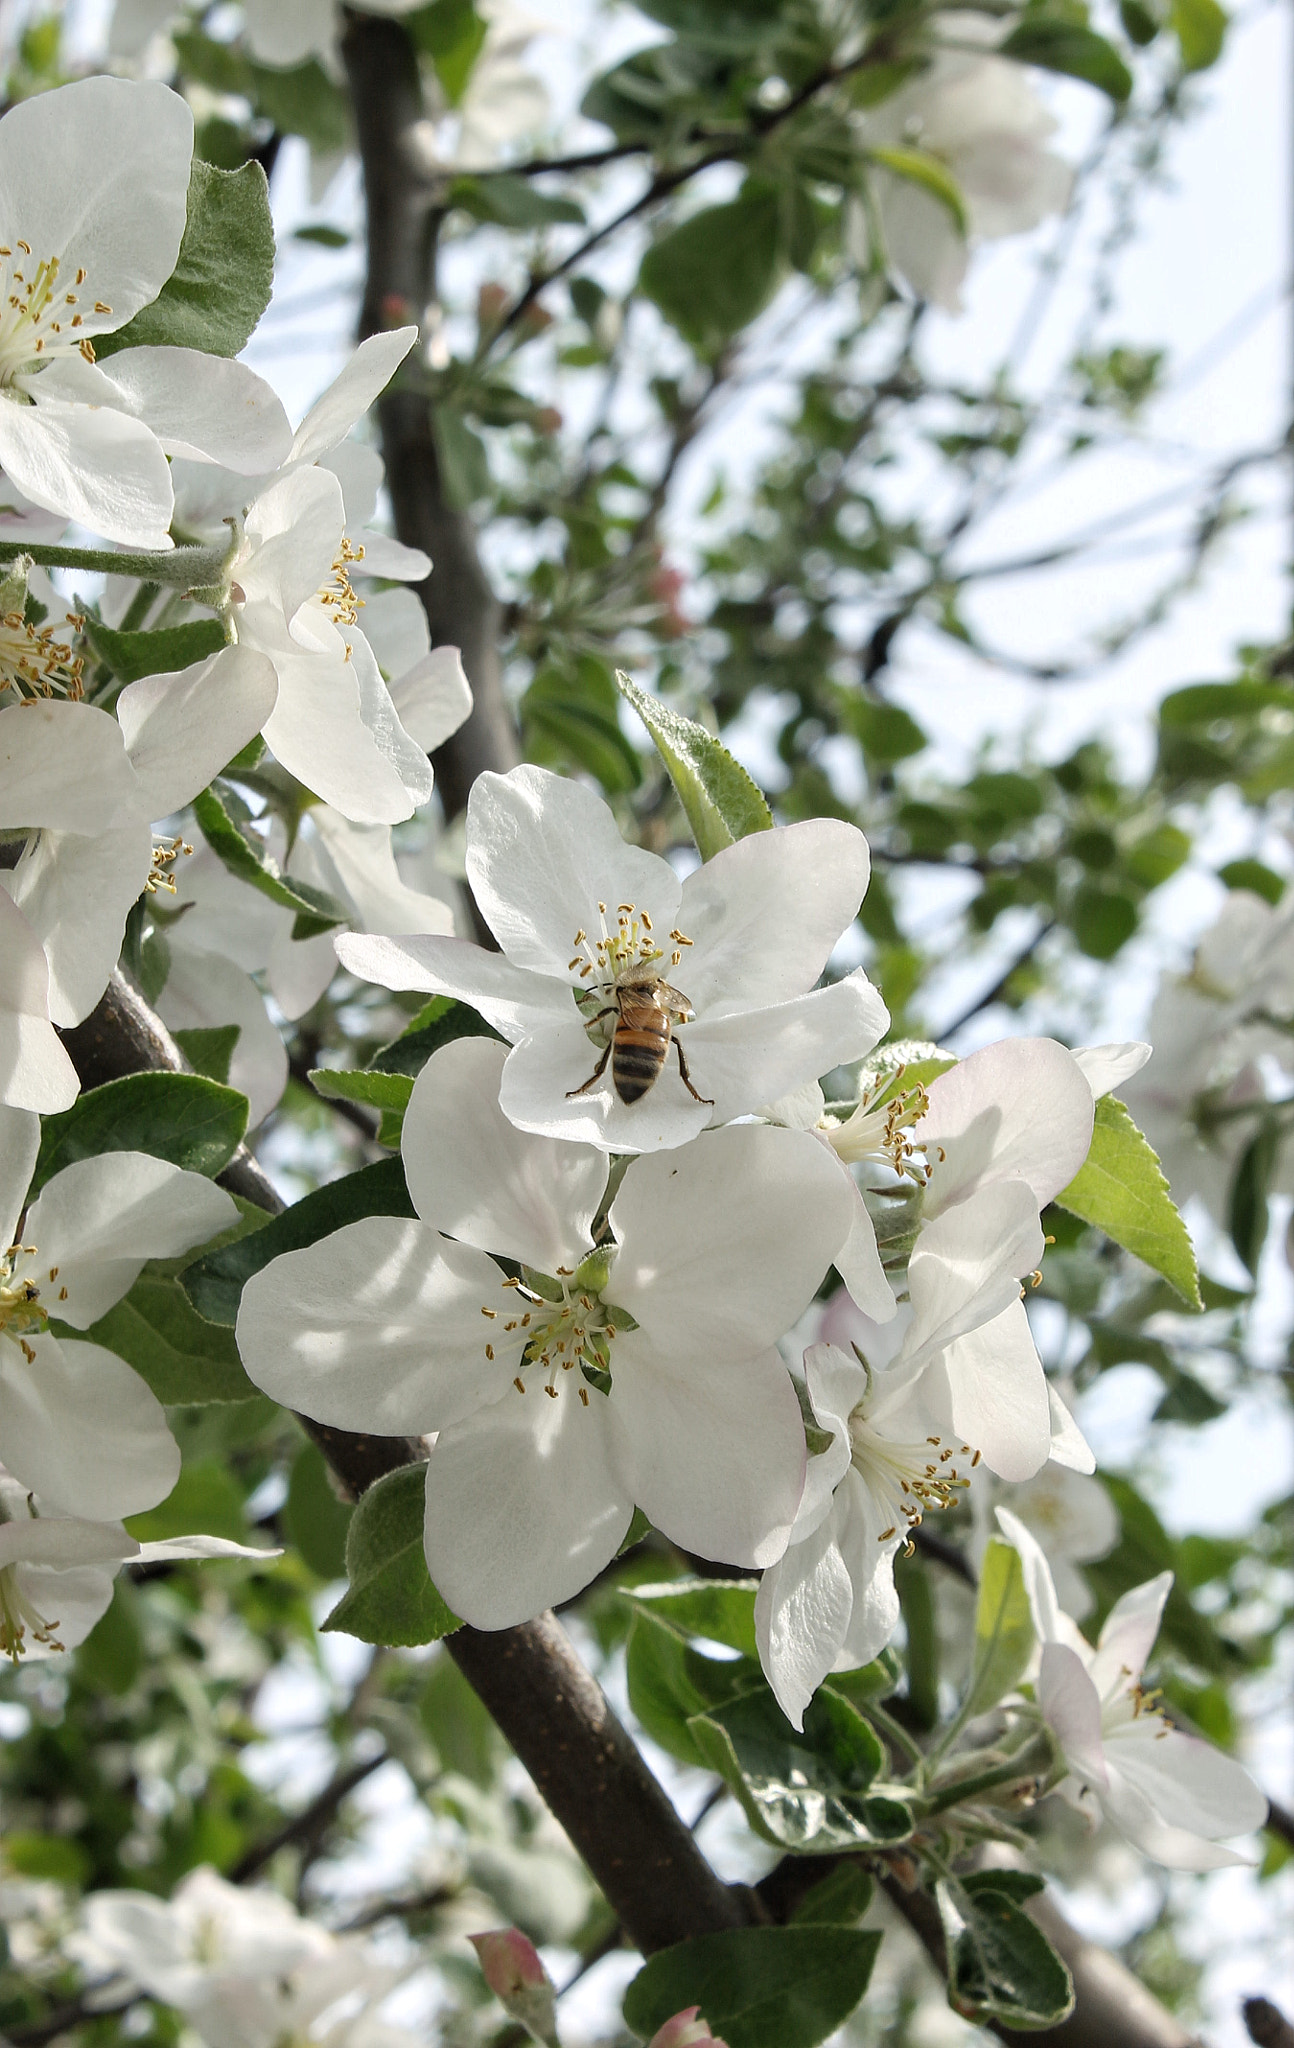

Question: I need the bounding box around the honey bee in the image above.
[567,968,713,1106]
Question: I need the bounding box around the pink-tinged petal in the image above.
[422,1389,631,1628]
[0,701,138,834]
[681,971,889,1125]
[679,819,872,1016]
[23,1153,235,1326]
[0,1105,38,1247]
[0,1333,179,1519]
[649,2009,729,2047]
[756,1496,855,1729]
[468,1929,557,2046]
[921,1038,1095,1216]
[609,1126,854,1358]
[498,1012,710,1154]
[0,393,174,548]
[607,1342,805,1569]
[1102,1719,1268,1845]
[0,892,79,1112]
[6,822,151,1026]
[465,766,680,973]
[402,1037,605,1271]
[1099,1756,1257,1870]
[289,329,419,467]
[236,1218,519,1435]
[334,931,569,1043]
[1072,1042,1152,1101]
[1089,1572,1173,1695]
[1039,1641,1108,1787]
[117,647,278,818]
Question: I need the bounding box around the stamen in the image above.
[0,610,84,703]
[145,836,192,895]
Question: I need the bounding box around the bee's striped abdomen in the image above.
[612,1010,671,1102]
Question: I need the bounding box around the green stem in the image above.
[0,540,230,587]
[866,1699,926,1770]
[922,1737,1054,1819]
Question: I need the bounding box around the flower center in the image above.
[0,245,103,390]
[0,1242,54,1364]
[568,902,696,1033]
[146,834,192,895]
[0,611,84,702]
[826,1070,931,1183]
[846,1405,973,1546]
[479,1253,625,1408]
[317,538,366,631]
[0,1561,63,1663]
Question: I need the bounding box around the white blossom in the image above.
[237,1035,857,1627]
[0,79,290,545]
[997,1507,1269,1869]
[338,764,889,1153]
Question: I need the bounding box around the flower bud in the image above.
[467,1929,559,2045]
[647,2009,729,2047]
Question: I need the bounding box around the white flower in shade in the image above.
[970,1460,1118,1621]
[0,646,278,1046]
[0,1464,272,1662]
[997,1507,1268,1869]
[857,14,1072,312]
[240,0,431,70]
[337,765,889,1154]
[237,1036,857,1627]
[0,1112,236,1519]
[0,894,79,1112]
[0,78,291,546]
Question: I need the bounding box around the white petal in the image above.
[261,637,417,826]
[1099,1755,1258,1870]
[236,1217,518,1434]
[57,348,292,473]
[1103,1721,1268,1846]
[349,627,434,810]
[6,822,152,1026]
[7,1560,116,1654]
[304,808,453,938]
[239,465,343,624]
[905,1180,1044,1365]
[0,1332,179,1518]
[289,329,420,467]
[1038,1641,1107,1786]
[679,819,872,1016]
[833,1176,897,1323]
[23,1152,236,1326]
[497,1010,711,1153]
[995,1504,1070,1647]
[682,970,889,1125]
[931,1299,1051,1481]
[1047,1381,1096,1473]
[0,892,79,1112]
[609,1341,805,1568]
[921,1038,1095,1217]
[156,944,288,1128]
[265,928,337,1021]
[466,766,680,973]
[878,174,969,311]
[335,930,569,1041]
[755,1500,855,1730]
[1072,1041,1153,1102]
[421,1390,631,1627]
[134,1535,281,1562]
[0,1104,39,1247]
[402,1037,605,1271]
[387,647,474,753]
[117,646,279,819]
[1089,1572,1173,1694]
[610,1126,854,1358]
[357,530,430,580]
[0,393,173,548]
[0,78,192,331]
[321,440,383,529]
[0,700,138,833]
[360,586,430,676]
[0,1513,134,1571]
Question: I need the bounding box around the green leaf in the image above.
[432,406,491,509]
[367,995,504,1078]
[174,1024,240,1086]
[1070,881,1138,959]
[868,146,967,235]
[790,1863,875,1926]
[82,617,226,684]
[77,1579,144,1696]
[688,1686,908,1854]
[625,1608,763,1767]
[1227,1118,1279,1278]
[524,665,643,795]
[407,0,489,103]
[193,784,346,931]
[1217,858,1284,905]
[940,1879,1074,2029]
[99,158,275,359]
[284,1442,353,1580]
[617,671,772,860]
[323,1465,460,1647]
[450,173,585,227]
[249,58,350,153]
[126,1460,251,1545]
[72,1274,257,1405]
[32,1073,248,1196]
[623,1927,883,2048]
[964,1538,1035,1718]
[997,18,1133,99]
[639,184,786,353]
[309,1069,414,1115]
[1056,1095,1202,1308]
[1171,0,1227,67]
[295,223,350,248]
[894,1552,938,1730]
[633,0,783,49]
[622,1576,759,1657]
[182,1157,416,1325]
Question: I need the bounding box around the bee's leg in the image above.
[566,1039,613,1098]
[674,1037,714,1106]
